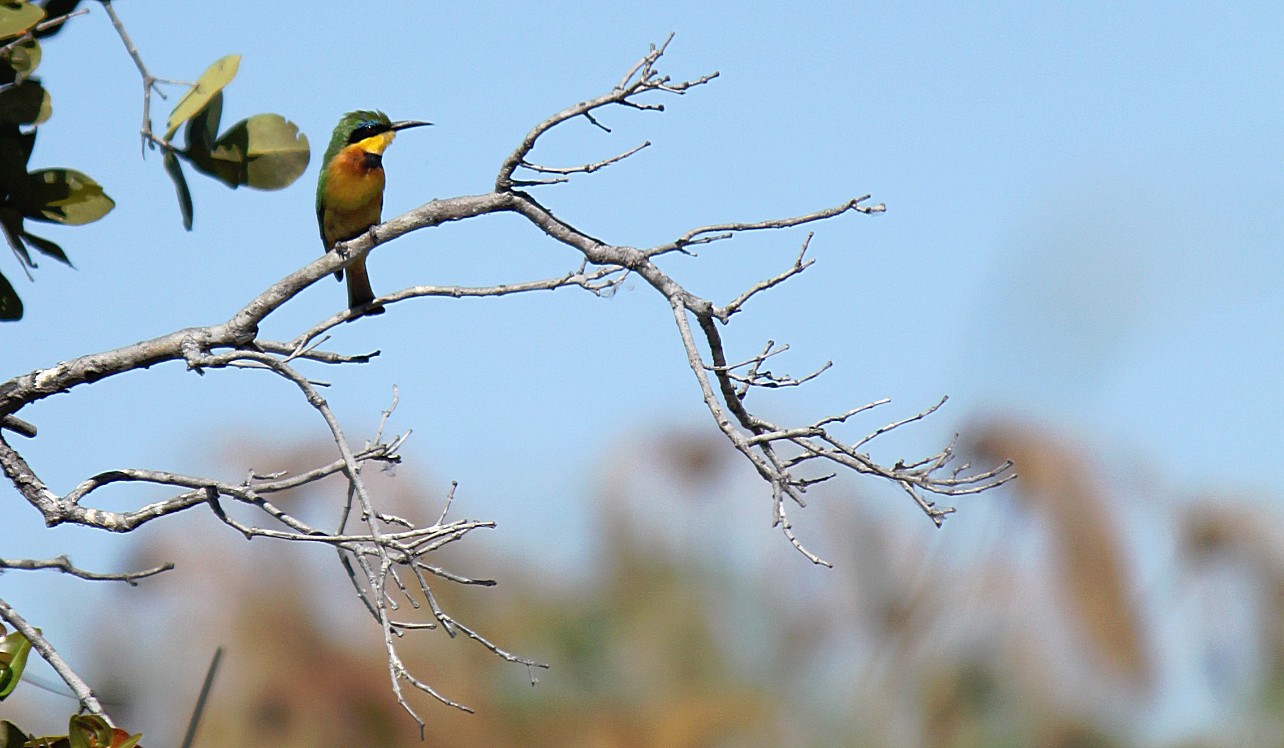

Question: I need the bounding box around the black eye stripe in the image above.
[347,124,384,144]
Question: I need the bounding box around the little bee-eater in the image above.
[316,111,431,315]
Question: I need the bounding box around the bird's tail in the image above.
[345,258,385,316]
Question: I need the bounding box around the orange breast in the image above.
[322,145,386,247]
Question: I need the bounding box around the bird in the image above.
[315,110,431,316]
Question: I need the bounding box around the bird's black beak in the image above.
[391,120,433,132]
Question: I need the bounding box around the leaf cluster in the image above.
[0,625,143,747]
[159,54,310,231]
[0,716,142,748]
[0,626,32,700]
[0,3,310,321]
[0,0,113,320]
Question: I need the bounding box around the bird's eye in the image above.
[348,124,382,144]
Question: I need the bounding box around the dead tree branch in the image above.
[0,556,174,585]
[0,597,107,719]
[0,36,1011,728]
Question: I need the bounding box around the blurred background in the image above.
[2,2,1282,746]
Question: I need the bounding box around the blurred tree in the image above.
[72,427,1284,747]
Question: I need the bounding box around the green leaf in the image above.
[0,1,44,40]
[162,148,193,230]
[68,715,116,748]
[164,54,239,141]
[23,168,114,225]
[1,37,39,84]
[0,206,31,267]
[0,127,34,196]
[0,270,20,321]
[67,717,96,748]
[0,720,33,748]
[65,716,138,748]
[0,78,50,125]
[183,89,222,158]
[0,629,33,699]
[21,228,68,265]
[197,113,310,190]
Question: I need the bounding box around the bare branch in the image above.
[0,413,35,438]
[285,264,627,356]
[854,396,949,451]
[519,140,651,179]
[434,612,549,671]
[257,339,380,365]
[0,555,174,585]
[0,191,509,421]
[190,348,537,723]
[102,1,185,154]
[715,233,816,321]
[645,195,886,258]
[712,338,833,401]
[496,33,717,190]
[0,597,107,719]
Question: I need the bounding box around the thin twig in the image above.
[178,647,223,748]
[0,7,90,55]
[519,140,651,177]
[0,597,108,719]
[0,555,173,585]
[102,0,183,153]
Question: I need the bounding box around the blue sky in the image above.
[2,1,1282,739]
